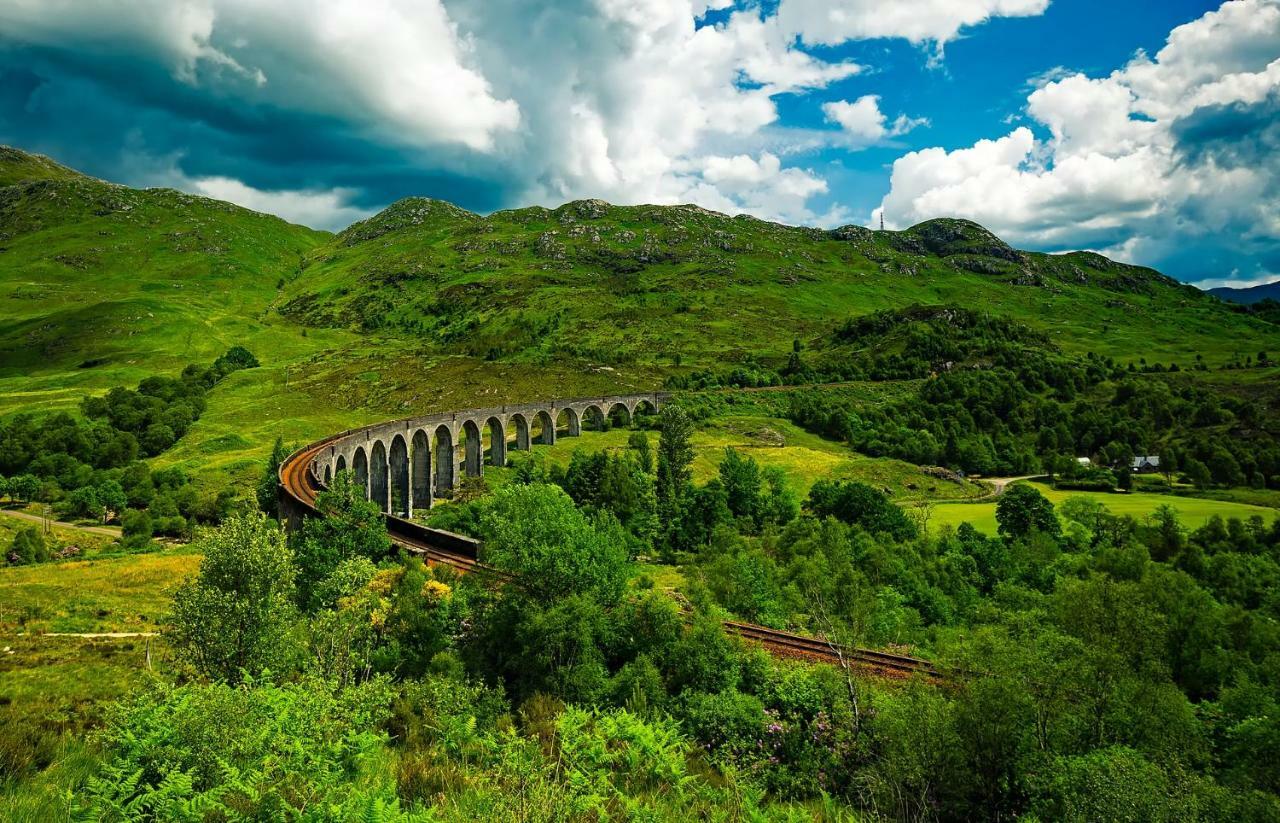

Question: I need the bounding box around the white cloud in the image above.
[187,176,374,230]
[0,0,1044,227]
[775,0,1049,47]
[0,0,520,151]
[877,0,1280,283]
[823,95,927,142]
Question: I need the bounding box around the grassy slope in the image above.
[284,198,1280,369]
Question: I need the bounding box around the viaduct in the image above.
[297,392,664,517]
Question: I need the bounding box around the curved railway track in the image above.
[279,427,942,680]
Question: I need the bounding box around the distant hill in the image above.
[281,196,1278,369]
[1209,281,1280,305]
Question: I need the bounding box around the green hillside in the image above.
[0,148,343,405]
[282,196,1280,370]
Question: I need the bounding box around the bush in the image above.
[7,526,48,564]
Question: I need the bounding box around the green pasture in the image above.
[930,481,1278,535]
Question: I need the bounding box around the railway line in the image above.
[279,426,943,681]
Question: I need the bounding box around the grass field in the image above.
[0,550,199,634]
[929,482,1278,535]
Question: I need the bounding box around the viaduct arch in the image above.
[298,392,664,517]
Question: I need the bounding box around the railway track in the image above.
[279,436,942,680]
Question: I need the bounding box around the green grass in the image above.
[0,550,199,634]
[929,482,1278,535]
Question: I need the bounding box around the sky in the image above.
[0,0,1276,288]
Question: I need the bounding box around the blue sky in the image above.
[0,0,1276,286]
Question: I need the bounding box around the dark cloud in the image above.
[0,40,516,225]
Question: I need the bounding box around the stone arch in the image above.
[582,404,607,431]
[433,425,455,495]
[632,398,658,423]
[352,447,369,498]
[323,463,332,486]
[534,409,556,445]
[389,434,409,516]
[462,418,483,478]
[509,413,531,451]
[556,407,581,437]
[486,416,506,467]
[608,402,631,428]
[411,429,430,514]
[370,440,390,513]
[335,454,347,477]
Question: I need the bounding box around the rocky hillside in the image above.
[282,196,1271,369]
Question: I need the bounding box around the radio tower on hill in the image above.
[879,211,884,231]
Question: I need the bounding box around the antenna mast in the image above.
[879,211,884,231]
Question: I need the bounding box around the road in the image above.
[0,508,121,538]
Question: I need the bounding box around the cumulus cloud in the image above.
[0,0,1044,228]
[775,0,1050,47]
[0,0,520,151]
[823,95,927,143]
[876,0,1280,283]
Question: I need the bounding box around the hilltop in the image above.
[283,195,1278,370]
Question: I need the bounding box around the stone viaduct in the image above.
[312,392,665,516]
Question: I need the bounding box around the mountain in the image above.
[281,196,1280,369]
[1209,281,1280,305]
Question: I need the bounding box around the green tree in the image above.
[257,436,291,515]
[628,431,653,474]
[481,483,628,606]
[292,471,391,611]
[805,479,916,540]
[9,525,48,564]
[655,405,695,553]
[168,511,299,682]
[718,447,762,528]
[995,484,1060,540]
[121,508,154,548]
[1184,457,1213,490]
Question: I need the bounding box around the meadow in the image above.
[930,481,1278,534]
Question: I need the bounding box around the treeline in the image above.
[0,346,257,560]
[785,359,1279,482]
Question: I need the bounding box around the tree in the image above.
[805,479,916,540]
[628,431,653,474]
[121,508,154,548]
[257,436,291,514]
[481,483,628,607]
[292,471,391,611]
[9,526,48,564]
[655,405,695,553]
[718,447,762,528]
[995,484,1060,540]
[9,473,38,504]
[63,485,103,522]
[95,480,127,523]
[1184,458,1213,490]
[168,511,299,682]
